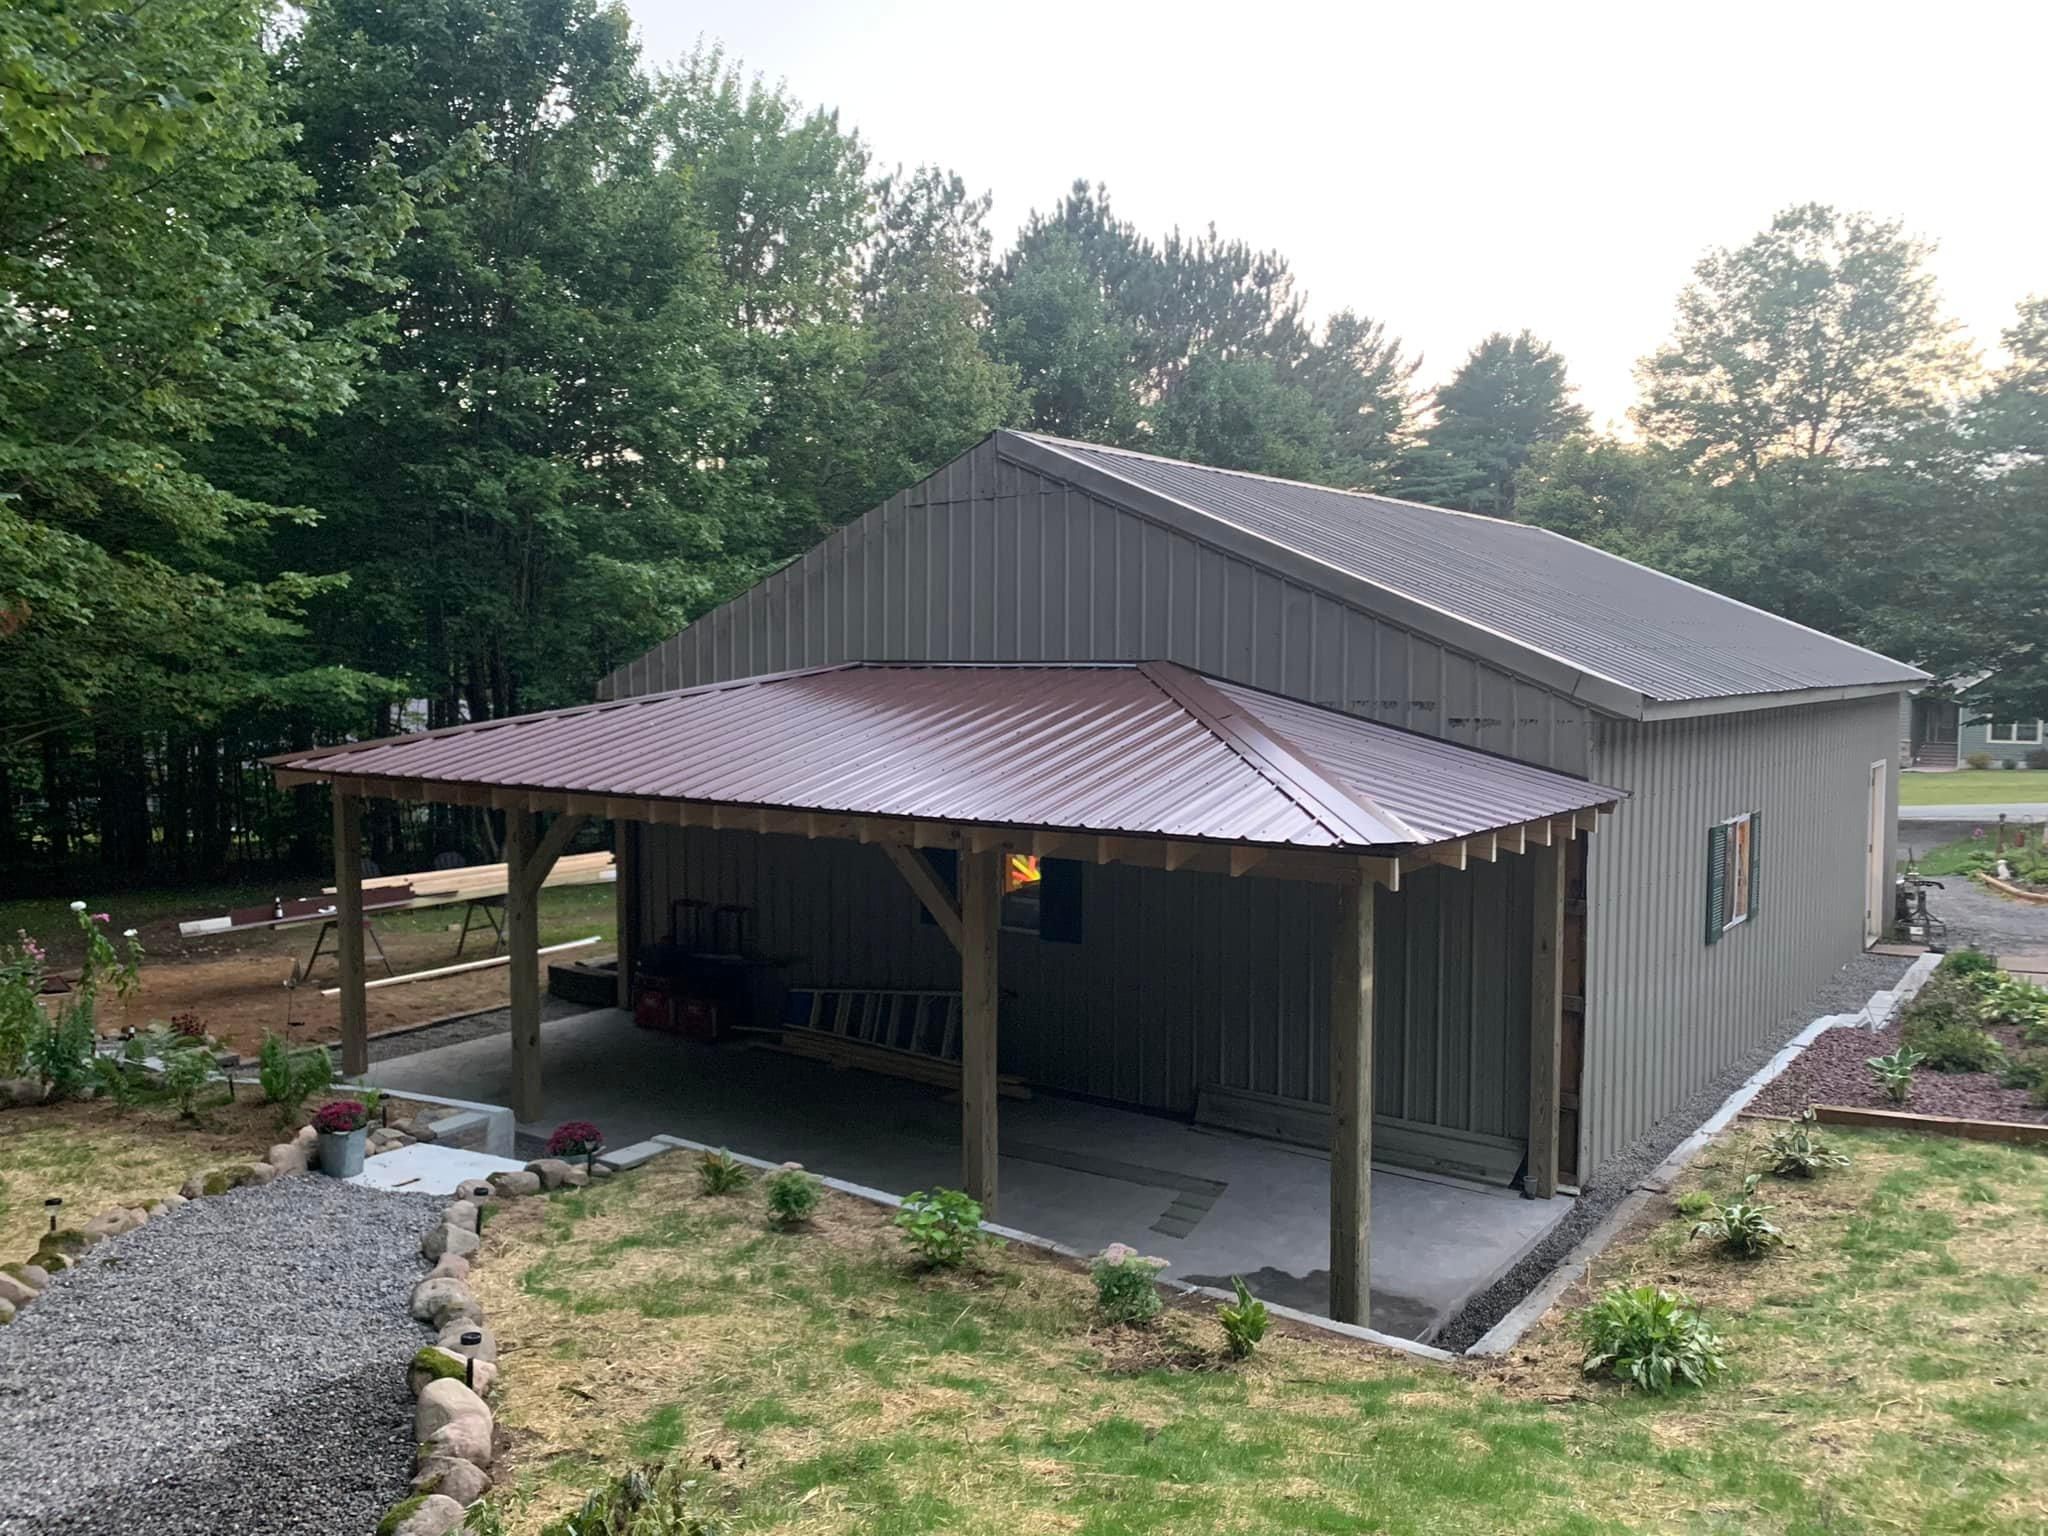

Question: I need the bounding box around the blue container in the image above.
[316,1126,366,1178]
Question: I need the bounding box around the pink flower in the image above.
[1974,827,1986,840]
[91,913,109,924]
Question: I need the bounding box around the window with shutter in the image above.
[1707,812,1758,943]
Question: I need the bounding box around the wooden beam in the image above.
[1466,832,1499,863]
[960,847,1003,1215]
[1229,845,1268,877]
[883,844,964,951]
[332,790,368,1077]
[1427,838,1468,872]
[1527,837,1567,1199]
[1329,880,1375,1326]
[504,810,545,1123]
[1525,817,1554,847]
[1362,856,1400,892]
[614,820,639,1010]
[523,812,589,898]
[1498,823,1526,856]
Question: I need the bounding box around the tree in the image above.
[986,226,1141,443]
[1405,331,1587,514]
[1291,311,1421,490]
[0,0,403,869]
[1149,355,1331,481]
[1636,204,1970,478]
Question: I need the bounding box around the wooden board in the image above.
[1814,1104,2048,1146]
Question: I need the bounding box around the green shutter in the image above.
[1747,810,1761,919]
[1704,822,1728,945]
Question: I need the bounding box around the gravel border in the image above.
[0,1179,442,1536]
[1435,948,1914,1352]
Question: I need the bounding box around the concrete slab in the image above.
[347,1143,528,1195]
[595,1139,672,1172]
[365,1008,1572,1341]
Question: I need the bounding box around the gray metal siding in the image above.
[1582,693,1902,1169]
[639,824,1529,1143]
[606,439,1595,776]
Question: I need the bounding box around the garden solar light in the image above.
[44,1197,61,1233]
[460,1331,483,1388]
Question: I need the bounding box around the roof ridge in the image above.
[1135,661,1424,846]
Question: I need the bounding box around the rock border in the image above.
[382,1159,592,1534]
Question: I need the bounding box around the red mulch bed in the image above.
[1748,1016,2047,1125]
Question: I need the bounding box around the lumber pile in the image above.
[323,850,614,902]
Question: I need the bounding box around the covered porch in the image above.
[270,659,1623,1330]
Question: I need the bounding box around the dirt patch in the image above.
[1747,1017,2045,1125]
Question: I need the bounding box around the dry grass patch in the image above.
[0,1096,279,1258]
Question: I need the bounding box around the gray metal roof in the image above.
[1011,433,1927,709]
[270,661,1623,853]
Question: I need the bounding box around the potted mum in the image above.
[313,1099,371,1177]
[546,1119,605,1174]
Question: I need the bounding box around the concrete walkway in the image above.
[365,1008,1572,1342]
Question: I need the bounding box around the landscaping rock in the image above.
[0,1077,44,1107]
[0,1297,13,1325]
[410,1456,491,1505]
[442,1199,479,1233]
[416,1378,494,1467]
[409,1275,483,1327]
[267,1139,310,1176]
[82,1207,147,1241]
[435,1319,497,1362]
[241,1160,278,1187]
[380,1492,468,1536]
[420,1223,480,1263]
[188,1163,266,1198]
[31,1248,73,1273]
[1,1261,50,1293]
[296,1122,319,1148]
[487,1169,541,1198]
[408,1345,497,1399]
[38,1227,92,1258]
[395,1116,440,1144]
[525,1158,578,1190]
[147,1193,188,1215]
[453,1179,493,1202]
[0,1271,37,1308]
[428,1252,471,1282]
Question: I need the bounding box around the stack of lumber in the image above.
[323,850,614,903]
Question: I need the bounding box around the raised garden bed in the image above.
[1748,1015,2048,1125]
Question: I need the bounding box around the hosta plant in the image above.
[1866,1047,1926,1103]
[1217,1276,1269,1359]
[894,1187,987,1269]
[1581,1283,1728,1393]
[1689,1174,1787,1258]
[1763,1110,1851,1178]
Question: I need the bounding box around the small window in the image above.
[1987,721,2043,745]
[1000,853,1043,933]
[1705,811,1761,944]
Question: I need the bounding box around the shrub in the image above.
[1217,1276,1269,1359]
[2030,749,2048,771]
[1977,975,2048,1033]
[313,1099,369,1134]
[2002,1050,2048,1095]
[160,1040,217,1118]
[1091,1243,1168,1327]
[546,1120,604,1160]
[1939,948,1998,979]
[894,1187,987,1269]
[168,1011,206,1039]
[1867,1047,1926,1103]
[1689,1174,1787,1258]
[1581,1283,1728,1393]
[3,906,142,1089]
[1763,1110,1851,1178]
[257,1031,333,1111]
[696,1148,750,1195]
[1966,751,1993,770]
[763,1165,822,1227]
[1902,1017,2006,1074]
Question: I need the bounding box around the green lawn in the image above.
[470,1125,2048,1536]
[1900,769,2048,806]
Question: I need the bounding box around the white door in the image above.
[1864,759,1889,946]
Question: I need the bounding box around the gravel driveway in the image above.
[0,1179,441,1536]
[1929,875,2048,957]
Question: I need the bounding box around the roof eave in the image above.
[996,432,1655,722]
[1635,679,1923,722]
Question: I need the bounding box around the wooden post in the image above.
[959,847,1002,1215]
[505,809,543,1123]
[333,790,368,1077]
[614,820,639,1010]
[1527,836,1567,1199]
[1329,879,1374,1326]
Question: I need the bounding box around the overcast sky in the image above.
[624,0,2044,428]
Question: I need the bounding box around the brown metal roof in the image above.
[268,662,1624,852]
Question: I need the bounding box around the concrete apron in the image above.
[365,1007,1573,1347]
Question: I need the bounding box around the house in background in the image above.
[276,431,1926,1332]
[1900,680,2046,770]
